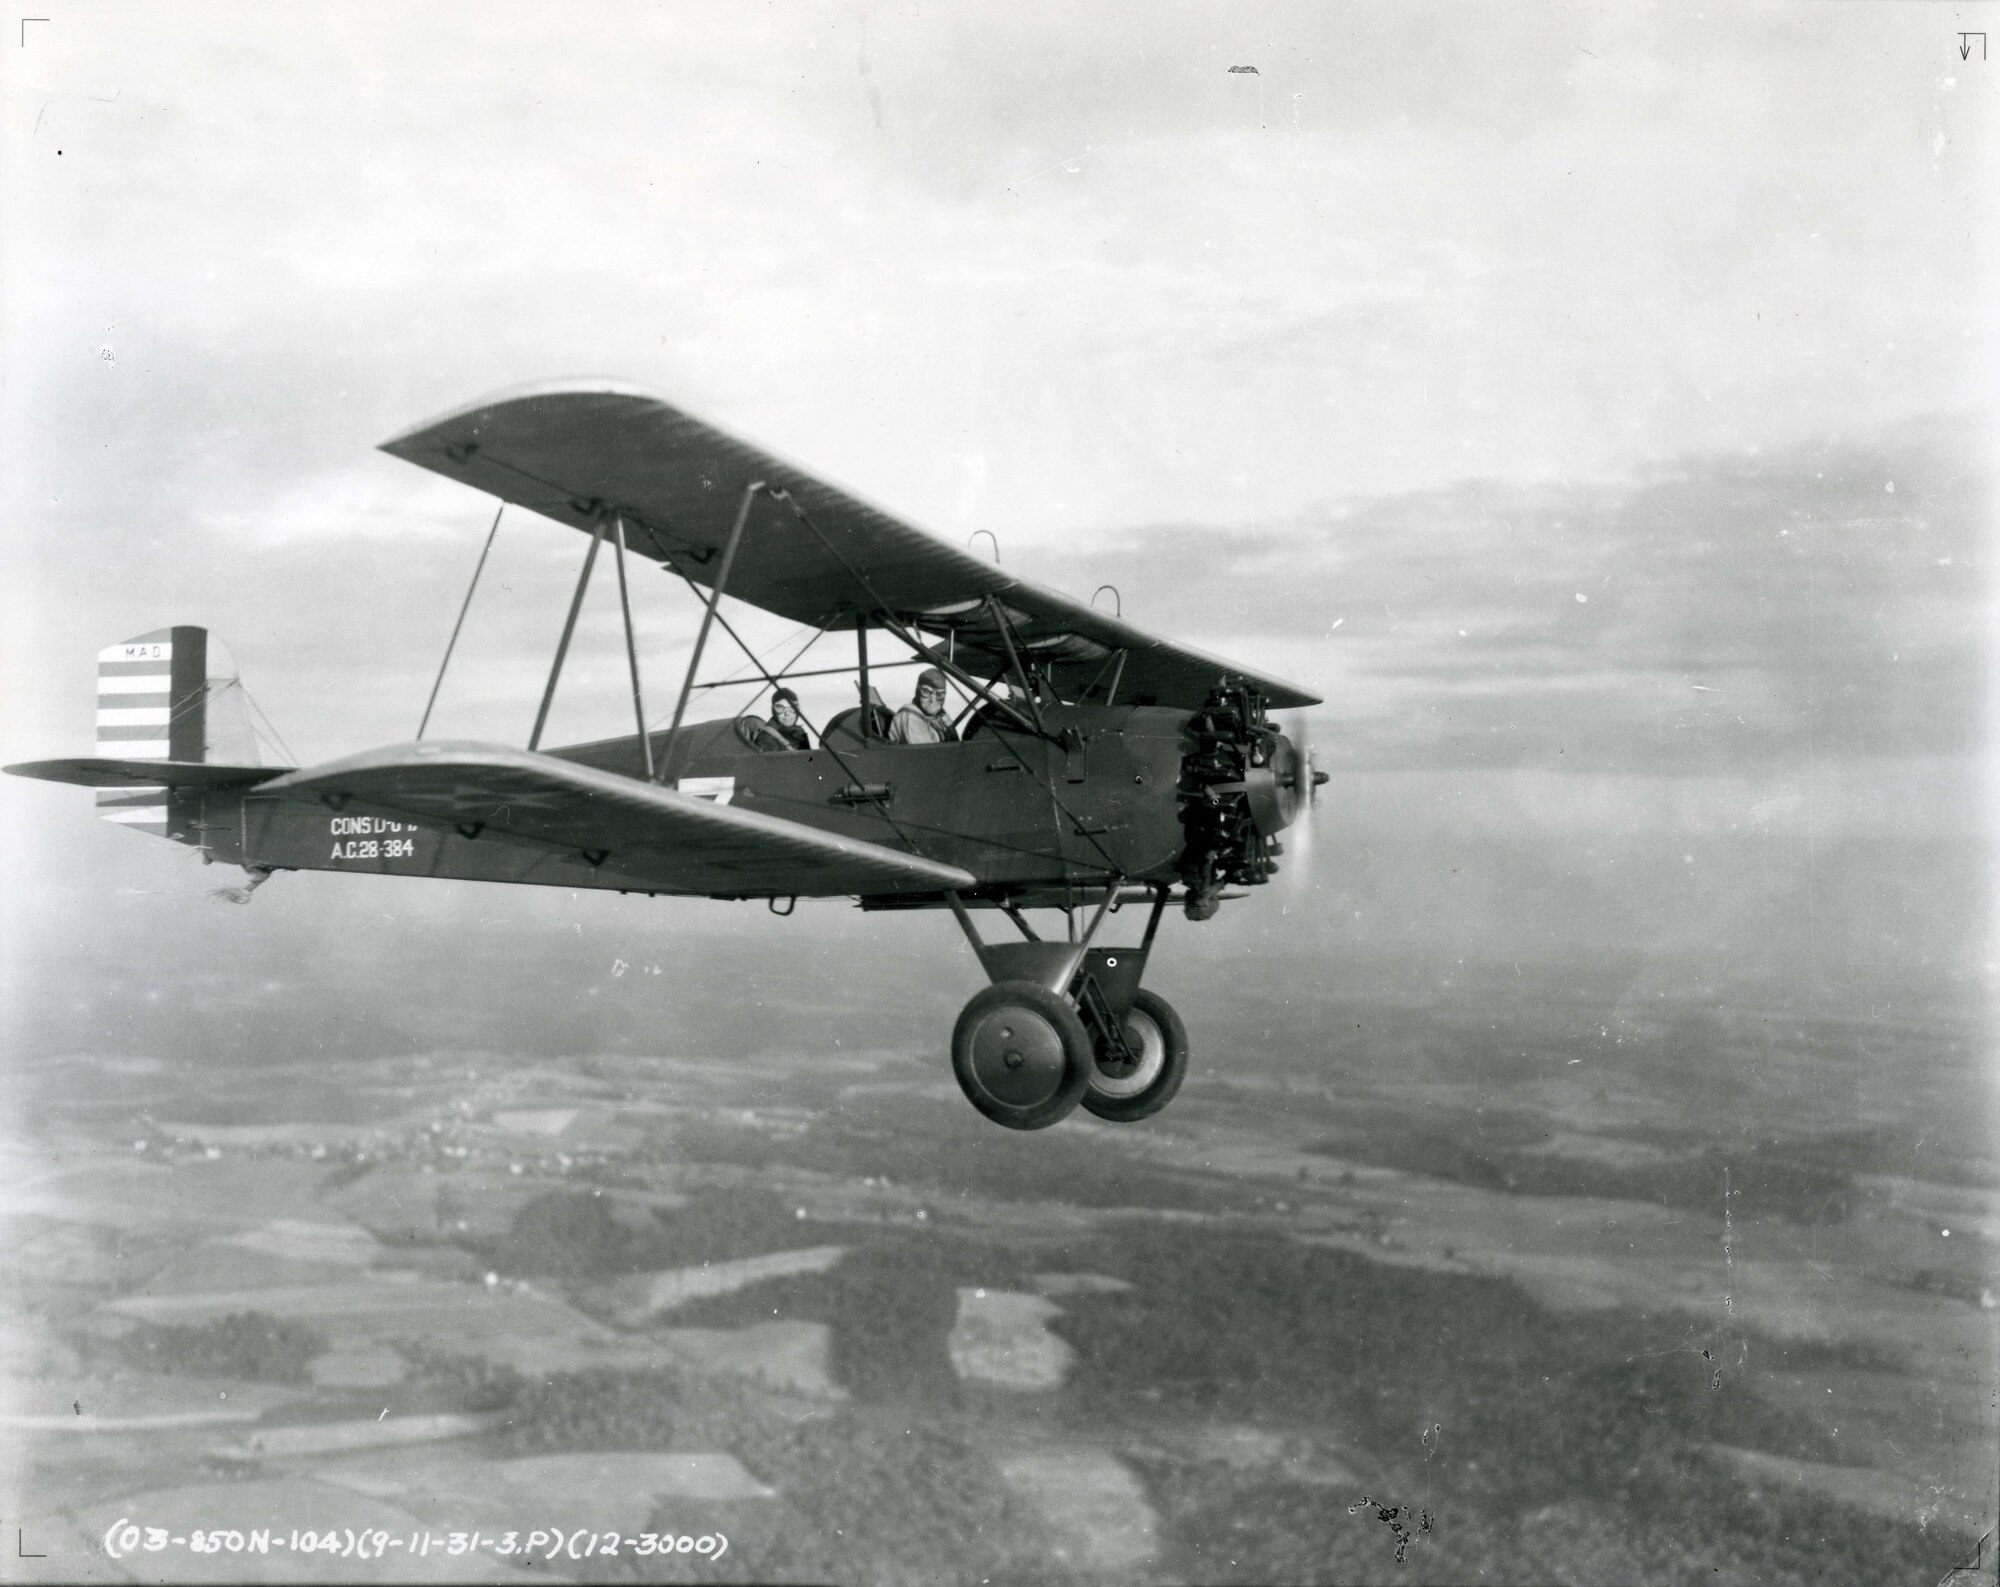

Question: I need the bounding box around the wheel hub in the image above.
[1089,1009,1167,1099]
[968,1009,1069,1106]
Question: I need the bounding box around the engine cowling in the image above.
[1175,681,1304,919]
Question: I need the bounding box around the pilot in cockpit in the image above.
[768,687,812,751]
[887,668,957,745]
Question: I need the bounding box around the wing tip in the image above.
[377,378,680,455]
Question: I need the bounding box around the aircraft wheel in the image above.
[951,982,1091,1131]
[1081,990,1189,1123]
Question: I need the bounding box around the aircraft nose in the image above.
[1244,734,1304,836]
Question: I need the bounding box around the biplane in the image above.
[7,382,1325,1130]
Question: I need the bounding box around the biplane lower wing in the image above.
[257,741,976,898]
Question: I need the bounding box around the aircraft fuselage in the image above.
[196,702,1195,900]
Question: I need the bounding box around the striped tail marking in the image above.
[94,627,207,834]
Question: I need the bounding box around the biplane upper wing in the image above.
[381,382,1319,711]
[258,741,976,897]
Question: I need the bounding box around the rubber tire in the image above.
[951,981,1092,1131]
[1081,990,1190,1123]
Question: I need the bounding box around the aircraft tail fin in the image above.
[92,626,257,836]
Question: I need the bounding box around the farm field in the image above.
[3,954,1992,1585]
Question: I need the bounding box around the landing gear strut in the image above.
[945,886,1189,1130]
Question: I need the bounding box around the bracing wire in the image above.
[238,683,300,766]
[418,504,505,739]
[649,619,826,728]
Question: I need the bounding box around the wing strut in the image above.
[1076,644,1129,709]
[658,480,766,782]
[985,596,1048,733]
[610,511,654,780]
[417,503,504,739]
[856,619,872,736]
[528,515,606,751]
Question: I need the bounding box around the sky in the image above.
[0,3,1993,1063]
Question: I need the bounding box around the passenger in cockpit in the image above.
[888,668,958,745]
[768,688,812,751]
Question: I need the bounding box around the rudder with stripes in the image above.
[94,626,210,835]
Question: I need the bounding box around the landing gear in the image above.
[944,885,1188,1130]
[1081,989,1189,1123]
[951,982,1092,1130]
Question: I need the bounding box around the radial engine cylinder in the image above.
[1175,680,1304,918]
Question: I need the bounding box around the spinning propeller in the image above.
[1275,712,1328,883]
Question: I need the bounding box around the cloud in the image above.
[3,5,1989,786]
[1032,415,1989,772]
[8,0,1989,579]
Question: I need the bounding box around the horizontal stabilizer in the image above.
[258,741,977,898]
[5,757,289,790]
